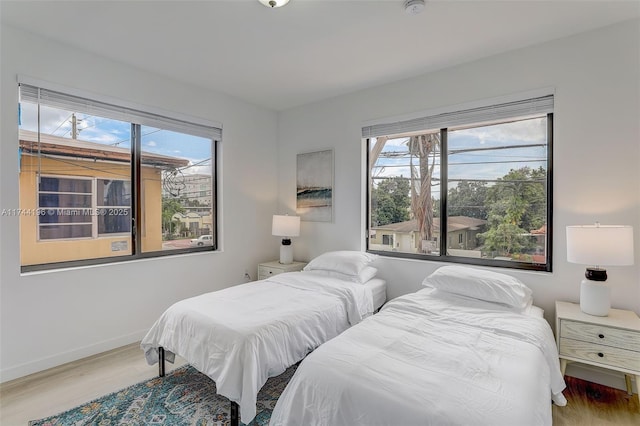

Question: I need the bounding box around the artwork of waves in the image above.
[296,187,332,207]
[296,149,333,222]
[297,187,332,221]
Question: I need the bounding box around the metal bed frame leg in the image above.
[230,401,239,426]
[158,346,165,377]
[158,346,238,426]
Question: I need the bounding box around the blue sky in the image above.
[19,102,212,175]
[371,117,548,198]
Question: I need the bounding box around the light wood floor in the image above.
[0,343,186,425]
[1,343,638,425]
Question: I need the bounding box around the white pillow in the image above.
[421,265,532,311]
[303,251,378,277]
[306,266,378,284]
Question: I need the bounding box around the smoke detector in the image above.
[404,0,425,15]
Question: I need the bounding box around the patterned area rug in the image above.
[29,364,297,426]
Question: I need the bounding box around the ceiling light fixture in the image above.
[404,0,425,15]
[259,0,290,8]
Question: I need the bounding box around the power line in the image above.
[51,113,73,136]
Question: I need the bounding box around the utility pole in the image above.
[71,113,77,139]
[71,113,82,139]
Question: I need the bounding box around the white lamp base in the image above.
[580,279,611,316]
[279,244,293,264]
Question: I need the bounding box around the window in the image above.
[38,176,93,240]
[365,95,553,271]
[37,176,131,240]
[18,82,221,271]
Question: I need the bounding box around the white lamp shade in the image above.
[566,225,634,266]
[272,215,300,237]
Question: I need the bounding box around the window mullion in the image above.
[132,123,142,255]
[439,129,448,257]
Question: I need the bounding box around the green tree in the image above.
[371,177,411,226]
[162,197,185,237]
[447,180,489,219]
[479,167,547,257]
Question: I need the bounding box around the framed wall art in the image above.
[296,149,333,222]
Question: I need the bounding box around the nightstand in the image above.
[555,301,640,404]
[258,260,307,280]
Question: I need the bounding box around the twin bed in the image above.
[141,251,384,424]
[142,253,566,426]
[271,265,567,425]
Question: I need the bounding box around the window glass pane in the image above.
[39,224,92,240]
[369,132,441,255]
[98,208,131,234]
[96,179,131,235]
[19,100,132,265]
[97,180,131,206]
[140,126,214,252]
[39,209,92,224]
[447,117,548,264]
[39,193,92,208]
[39,177,91,193]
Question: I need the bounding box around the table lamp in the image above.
[566,223,634,316]
[272,214,300,264]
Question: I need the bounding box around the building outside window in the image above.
[365,95,553,271]
[18,82,220,271]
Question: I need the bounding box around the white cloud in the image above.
[181,162,212,176]
[453,117,546,145]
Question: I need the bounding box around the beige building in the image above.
[171,211,213,237]
[19,130,189,266]
[369,216,487,255]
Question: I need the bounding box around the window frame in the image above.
[19,81,221,273]
[365,113,553,273]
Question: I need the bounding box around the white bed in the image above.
[141,251,383,424]
[270,266,567,426]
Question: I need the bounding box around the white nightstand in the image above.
[258,260,307,280]
[555,301,640,404]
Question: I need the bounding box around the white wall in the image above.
[0,25,280,382]
[278,20,640,389]
[2,19,638,390]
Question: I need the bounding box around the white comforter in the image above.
[270,288,566,426]
[140,271,373,423]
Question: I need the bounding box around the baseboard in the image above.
[0,329,147,384]
[565,362,638,394]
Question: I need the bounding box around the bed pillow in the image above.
[303,251,378,278]
[421,265,532,310]
[307,266,378,284]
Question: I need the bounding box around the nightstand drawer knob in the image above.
[597,352,604,358]
[598,334,604,339]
